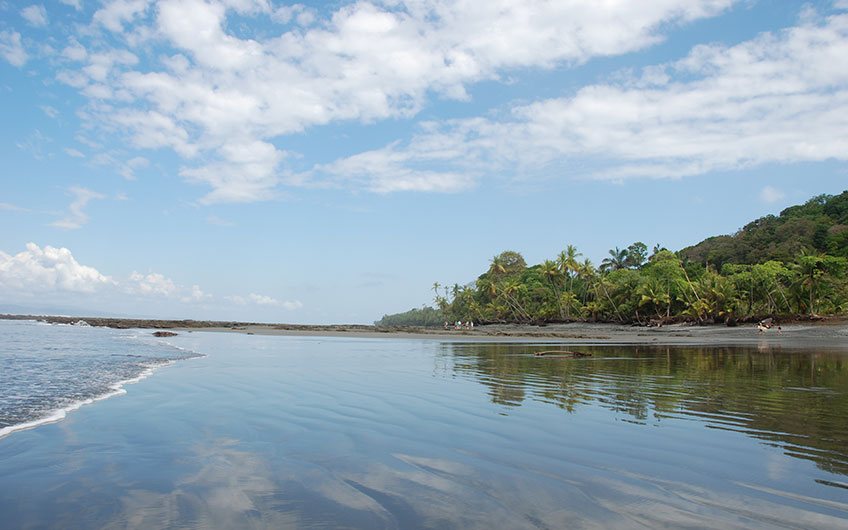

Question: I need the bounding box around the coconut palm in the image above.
[600,247,628,272]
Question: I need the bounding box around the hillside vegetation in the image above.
[378,191,848,327]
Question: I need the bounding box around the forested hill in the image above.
[377,190,848,327]
[680,191,848,268]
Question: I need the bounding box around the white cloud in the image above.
[0,31,27,67]
[61,0,735,201]
[180,141,285,203]
[61,39,88,61]
[91,153,150,180]
[0,243,214,305]
[760,186,785,204]
[313,144,475,193]
[227,293,302,309]
[313,10,848,189]
[126,271,214,303]
[60,0,82,10]
[120,156,149,180]
[51,187,106,230]
[225,294,247,305]
[281,299,303,311]
[0,243,112,293]
[93,0,151,32]
[21,5,48,27]
[248,293,278,305]
[64,147,85,158]
[126,271,178,297]
[181,284,211,303]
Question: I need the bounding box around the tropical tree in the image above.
[600,247,628,272]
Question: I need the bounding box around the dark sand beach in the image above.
[185,320,848,348]
[3,314,847,347]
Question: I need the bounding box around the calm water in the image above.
[0,322,847,528]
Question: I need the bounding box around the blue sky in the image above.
[1,0,847,323]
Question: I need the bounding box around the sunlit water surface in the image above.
[1,321,847,529]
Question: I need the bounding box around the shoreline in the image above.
[3,314,847,348]
[0,359,177,441]
[178,321,848,348]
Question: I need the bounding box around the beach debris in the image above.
[757,318,781,334]
[533,350,592,358]
[152,331,178,337]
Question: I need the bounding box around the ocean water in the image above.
[0,320,199,438]
[1,321,847,529]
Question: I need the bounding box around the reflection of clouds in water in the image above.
[549,469,848,529]
[105,439,300,529]
[766,451,788,481]
[322,452,848,530]
[37,437,848,530]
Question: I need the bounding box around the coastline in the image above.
[0,359,176,441]
[3,313,847,348]
[179,321,848,348]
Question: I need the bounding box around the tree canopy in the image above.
[378,190,848,326]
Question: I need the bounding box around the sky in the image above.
[1,0,847,323]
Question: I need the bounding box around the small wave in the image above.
[0,360,174,441]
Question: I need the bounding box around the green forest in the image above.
[377,191,848,327]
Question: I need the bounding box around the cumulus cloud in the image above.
[93,0,151,32]
[0,31,27,67]
[280,299,303,311]
[21,5,48,27]
[181,284,211,303]
[60,0,735,201]
[312,10,848,189]
[51,187,106,230]
[227,293,302,309]
[126,271,178,297]
[0,243,214,305]
[61,39,88,61]
[126,271,216,303]
[249,293,278,305]
[0,243,113,293]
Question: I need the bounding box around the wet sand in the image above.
[2,313,845,349]
[179,321,848,349]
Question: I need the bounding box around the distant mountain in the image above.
[680,191,848,268]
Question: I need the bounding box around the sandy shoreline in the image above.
[175,321,848,349]
[2,314,845,349]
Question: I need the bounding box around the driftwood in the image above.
[533,350,592,358]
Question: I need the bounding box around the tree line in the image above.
[376,191,848,327]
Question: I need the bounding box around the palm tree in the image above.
[558,244,582,291]
[488,255,506,276]
[600,247,628,272]
[794,249,827,315]
[541,259,564,319]
[432,282,442,308]
[576,258,596,306]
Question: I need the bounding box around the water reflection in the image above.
[447,343,848,476]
